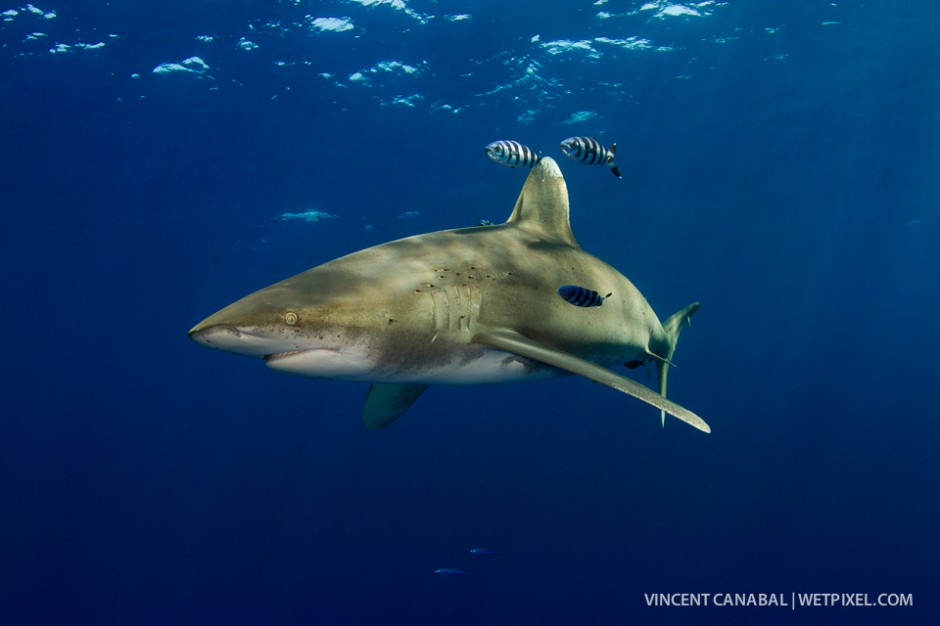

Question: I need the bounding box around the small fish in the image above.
[434,568,467,576]
[557,285,611,308]
[477,219,494,226]
[559,136,621,178]
[485,140,541,168]
[469,548,499,556]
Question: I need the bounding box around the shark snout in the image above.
[188,322,235,343]
[189,319,297,358]
[189,323,257,355]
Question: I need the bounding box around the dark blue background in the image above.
[2,1,938,624]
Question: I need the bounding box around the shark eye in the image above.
[284,311,298,325]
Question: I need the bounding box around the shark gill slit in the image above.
[461,283,472,333]
[450,284,464,333]
[429,285,447,334]
[431,281,475,335]
[469,281,482,334]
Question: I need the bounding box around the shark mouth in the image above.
[263,349,316,363]
[263,347,375,379]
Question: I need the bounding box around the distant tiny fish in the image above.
[559,136,621,178]
[434,568,467,576]
[485,140,541,168]
[469,548,499,556]
[477,219,494,226]
[557,285,611,308]
[277,210,338,223]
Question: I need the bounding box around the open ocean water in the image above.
[1,1,938,624]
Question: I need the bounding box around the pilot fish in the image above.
[559,136,621,178]
[485,140,541,168]
[557,285,610,308]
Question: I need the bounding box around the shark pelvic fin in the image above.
[472,327,710,433]
[645,350,674,368]
[362,383,428,430]
[656,302,701,428]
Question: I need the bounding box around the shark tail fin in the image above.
[655,302,701,427]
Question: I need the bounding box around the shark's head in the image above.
[189,286,301,358]
[189,272,382,379]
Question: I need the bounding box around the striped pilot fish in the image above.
[557,285,612,308]
[559,136,621,178]
[484,140,541,168]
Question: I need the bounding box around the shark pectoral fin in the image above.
[472,328,710,434]
[362,383,428,430]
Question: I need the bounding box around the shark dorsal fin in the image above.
[507,157,579,247]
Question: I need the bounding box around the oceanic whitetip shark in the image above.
[189,157,709,433]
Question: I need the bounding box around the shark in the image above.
[189,157,709,433]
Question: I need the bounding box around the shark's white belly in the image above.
[265,343,567,385]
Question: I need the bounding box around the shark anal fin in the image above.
[472,328,710,434]
[362,383,428,430]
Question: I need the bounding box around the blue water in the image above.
[2,1,938,624]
